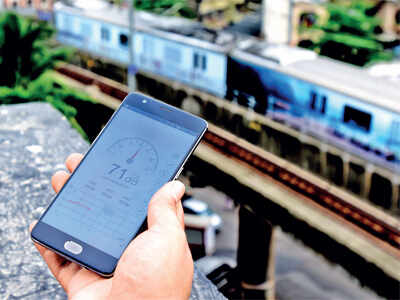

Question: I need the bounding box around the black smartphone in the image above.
[31,92,208,277]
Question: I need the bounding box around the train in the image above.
[53,2,239,97]
[52,2,400,174]
[228,42,400,169]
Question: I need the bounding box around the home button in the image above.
[64,241,83,255]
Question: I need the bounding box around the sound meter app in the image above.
[42,106,197,258]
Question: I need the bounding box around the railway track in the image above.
[203,127,400,255]
[54,63,400,258]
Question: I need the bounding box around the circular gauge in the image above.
[107,137,158,174]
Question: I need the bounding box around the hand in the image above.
[30,153,194,300]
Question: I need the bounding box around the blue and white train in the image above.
[54,3,236,97]
[53,2,400,171]
[228,42,400,168]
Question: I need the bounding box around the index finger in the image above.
[65,153,83,173]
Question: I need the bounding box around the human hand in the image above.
[30,153,194,300]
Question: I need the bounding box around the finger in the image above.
[35,242,83,293]
[65,153,83,173]
[177,201,185,229]
[29,221,37,232]
[51,171,69,193]
[29,222,82,292]
[147,181,185,230]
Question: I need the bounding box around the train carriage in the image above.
[228,40,400,171]
[53,2,245,98]
[55,4,135,64]
[133,26,231,98]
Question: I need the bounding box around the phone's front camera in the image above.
[142,100,148,104]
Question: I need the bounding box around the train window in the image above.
[119,34,128,47]
[193,53,207,71]
[100,27,110,41]
[202,55,207,71]
[321,96,327,114]
[193,53,199,69]
[309,92,327,114]
[164,46,181,63]
[396,10,400,25]
[343,105,372,132]
[310,92,317,110]
[300,12,317,28]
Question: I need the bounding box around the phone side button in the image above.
[174,166,184,180]
[64,241,83,255]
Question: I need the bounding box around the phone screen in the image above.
[41,105,199,259]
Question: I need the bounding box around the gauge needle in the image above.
[127,149,141,164]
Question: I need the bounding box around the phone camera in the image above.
[142,99,148,104]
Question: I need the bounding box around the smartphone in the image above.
[31,92,208,277]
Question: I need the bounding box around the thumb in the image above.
[147,181,185,230]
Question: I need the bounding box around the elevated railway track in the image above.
[52,64,400,291]
[57,61,400,215]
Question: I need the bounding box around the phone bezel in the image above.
[31,92,208,277]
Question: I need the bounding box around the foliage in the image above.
[299,0,394,66]
[134,0,197,19]
[0,12,100,140]
[0,72,93,140]
[0,12,72,87]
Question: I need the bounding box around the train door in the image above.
[100,26,111,46]
[137,33,156,70]
[80,20,93,49]
[309,92,327,115]
[163,43,184,79]
[118,33,129,49]
[307,91,327,130]
[116,30,129,64]
[192,51,208,83]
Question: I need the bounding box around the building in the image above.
[261,0,328,45]
[374,0,400,37]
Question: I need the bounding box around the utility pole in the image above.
[261,0,292,44]
[288,0,294,45]
[128,0,137,91]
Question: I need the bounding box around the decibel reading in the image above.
[108,164,139,185]
[106,137,159,188]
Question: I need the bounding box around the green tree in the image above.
[134,0,197,19]
[0,12,71,87]
[299,0,394,66]
[0,72,93,139]
[0,12,98,140]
